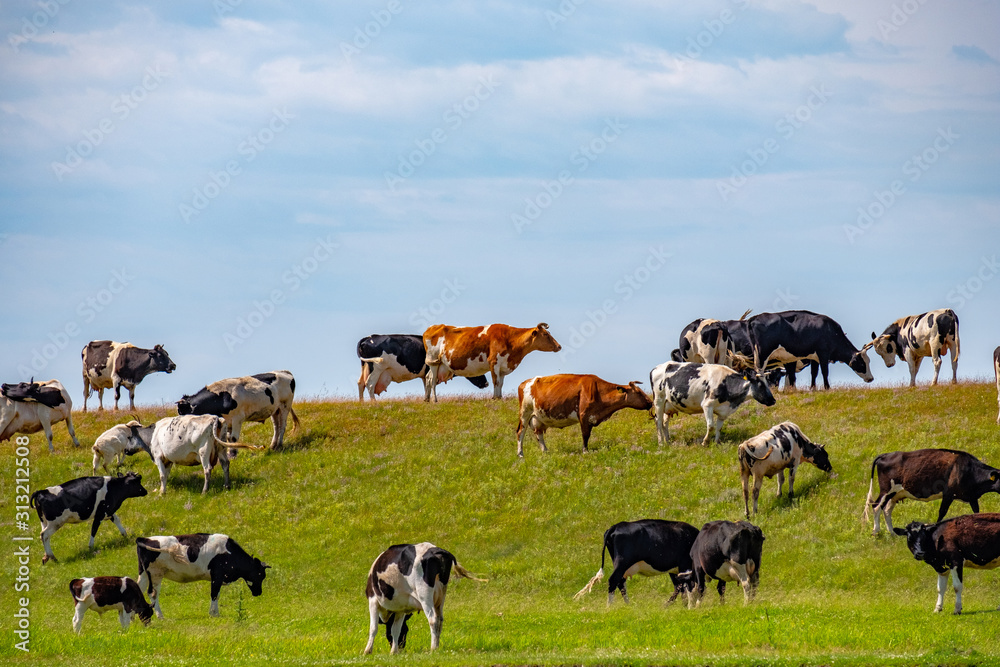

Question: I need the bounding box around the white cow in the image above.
[0,379,80,452]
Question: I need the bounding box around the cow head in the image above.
[119,472,149,500]
[123,582,155,625]
[149,345,176,374]
[850,346,875,382]
[742,370,776,407]
[176,398,193,415]
[870,332,897,368]
[802,440,833,473]
[1,380,40,402]
[893,521,934,561]
[619,381,653,411]
[246,558,270,596]
[530,323,562,353]
[126,423,153,458]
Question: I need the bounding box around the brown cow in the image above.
[515,374,652,457]
[422,323,561,402]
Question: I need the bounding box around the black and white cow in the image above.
[136,533,270,618]
[678,520,765,608]
[176,371,298,450]
[573,519,700,605]
[738,421,833,517]
[357,334,488,401]
[675,319,733,366]
[748,310,874,390]
[893,513,1000,614]
[81,341,176,411]
[69,576,153,633]
[1,379,80,451]
[649,361,776,446]
[870,308,960,386]
[364,542,485,654]
[30,472,148,564]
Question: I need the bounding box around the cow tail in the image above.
[863,457,879,521]
[29,490,40,509]
[451,560,487,583]
[289,408,301,434]
[739,443,773,471]
[211,417,262,450]
[573,532,610,600]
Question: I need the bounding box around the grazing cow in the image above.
[738,421,833,517]
[81,341,176,411]
[364,542,485,654]
[91,420,153,474]
[356,334,488,401]
[649,362,776,446]
[865,449,1000,535]
[30,472,148,564]
[678,520,765,607]
[515,374,653,457]
[573,519,700,605]
[422,323,562,402]
[870,308,960,386]
[748,310,874,390]
[893,513,1000,614]
[1,379,80,452]
[676,319,732,365]
[177,371,298,450]
[136,533,270,618]
[993,346,999,424]
[69,576,153,633]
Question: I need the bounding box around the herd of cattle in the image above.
[2,306,999,652]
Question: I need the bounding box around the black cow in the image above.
[893,513,1000,614]
[678,520,765,607]
[865,449,1000,535]
[573,519,700,605]
[136,533,270,618]
[82,341,176,411]
[70,576,154,633]
[357,334,488,401]
[31,472,148,564]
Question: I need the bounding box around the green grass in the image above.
[2,382,999,666]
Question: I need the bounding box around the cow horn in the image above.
[859,341,874,352]
[538,322,549,329]
[738,308,752,321]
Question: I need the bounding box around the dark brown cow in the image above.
[422,323,561,402]
[894,513,1000,614]
[515,374,652,457]
[70,576,153,633]
[865,449,1000,535]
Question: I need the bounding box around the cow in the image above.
[81,341,176,411]
[136,533,270,618]
[176,370,298,450]
[738,421,833,517]
[573,519,700,605]
[30,472,148,564]
[747,310,874,390]
[69,576,153,633]
[893,513,1000,614]
[422,323,562,402]
[870,308,960,387]
[515,374,653,457]
[677,520,765,608]
[91,420,153,474]
[649,361,776,446]
[676,319,732,365]
[864,449,1000,535]
[357,334,488,401]
[1,379,80,452]
[364,542,485,654]
[995,346,1000,424]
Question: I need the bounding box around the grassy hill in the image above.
[3,382,999,666]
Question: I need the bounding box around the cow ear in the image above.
[892,527,907,536]
[871,332,876,340]
[990,471,998,482]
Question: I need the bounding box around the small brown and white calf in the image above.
[69,576,153,633]
[738,422,833,517]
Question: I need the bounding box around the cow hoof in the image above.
[953,610,961,615]
[41,555,51,564]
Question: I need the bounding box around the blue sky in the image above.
[1,0,998,404]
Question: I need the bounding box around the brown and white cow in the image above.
[1,379,80,452]
[738,421,833,517]
[515,374,652,457]
[82,341,176,411]
[894,513,1000,614]
[870,308,960,386]
[69,576,153,633]
[422,323,561,402]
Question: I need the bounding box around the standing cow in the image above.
[515,374,652,457]
[678,520,765,608]
[649,362,776,446]
[69,576,154,633]
[91,420,153,474]
[357,334,488,400]
[675,318,733,366]
[870,308,960,386]
[81,341,176,411]
[422,323,562,402]
[738,422,833,517]
[1,379,80,451]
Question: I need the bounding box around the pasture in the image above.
[2,382,999,666]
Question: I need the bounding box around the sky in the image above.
[1,0,998,406]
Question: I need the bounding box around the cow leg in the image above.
[666,573,682,605]
[109,513,128,537]
[950,342,959,384]
[787,465,797,501]
[952,564,964,614]
[388,613,407,654]
[907,353,922,387]
[202,459,213,494]
[809,361,819,390]
[654,401,669,446]
[358,363,369,402]
[931,350,943,386]
[533,422,548,453]
[65,414,81,448]
[119,607,132,630]
[425,364,439,403]
[156,459,170,495]
[819,360,831,390]
[271,410,288,449]
[775,470,784,499]
[936,494,954,522]
[149,577,165,619]
[491,369,505,399]
[580,422,592,454]
[784,364,797,392]
[72,602,85,633]
[114,382,122,410]
[421,591,443,651]
[128,385,137,411]
[97,387,106,411]
[220,452,231,491]
[935,572,948,612]
[82,378,90,412]
[607,564,630,605]
[209,576,223,616]
[717,580,726,604]
[40,520,58,563]
[88,513,106,550]
[363,599,380,654]
[970,498,980,514]
[39,415,56,453]
[752,474,763,515]
[701,407,717,446]
[884,496,899,534]
[741,471,752,518]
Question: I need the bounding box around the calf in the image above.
[30,472,148,564]
[649,361,775,446]
[573,519,700,605]
[678,520,765,607]
[69,576,153,633]
[738,422,832,517]
[1,379,80,452]
[81,341,176,411]
[136,533,270,618]
[91,420,152,474]
[357,334,487,400]
[893,513,1000,614]
[865,448,1000,535]
[364,542,485,654]
[515,374,652,457]
[870,308,960,387]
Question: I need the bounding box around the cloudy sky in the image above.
[1,0,998,405]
